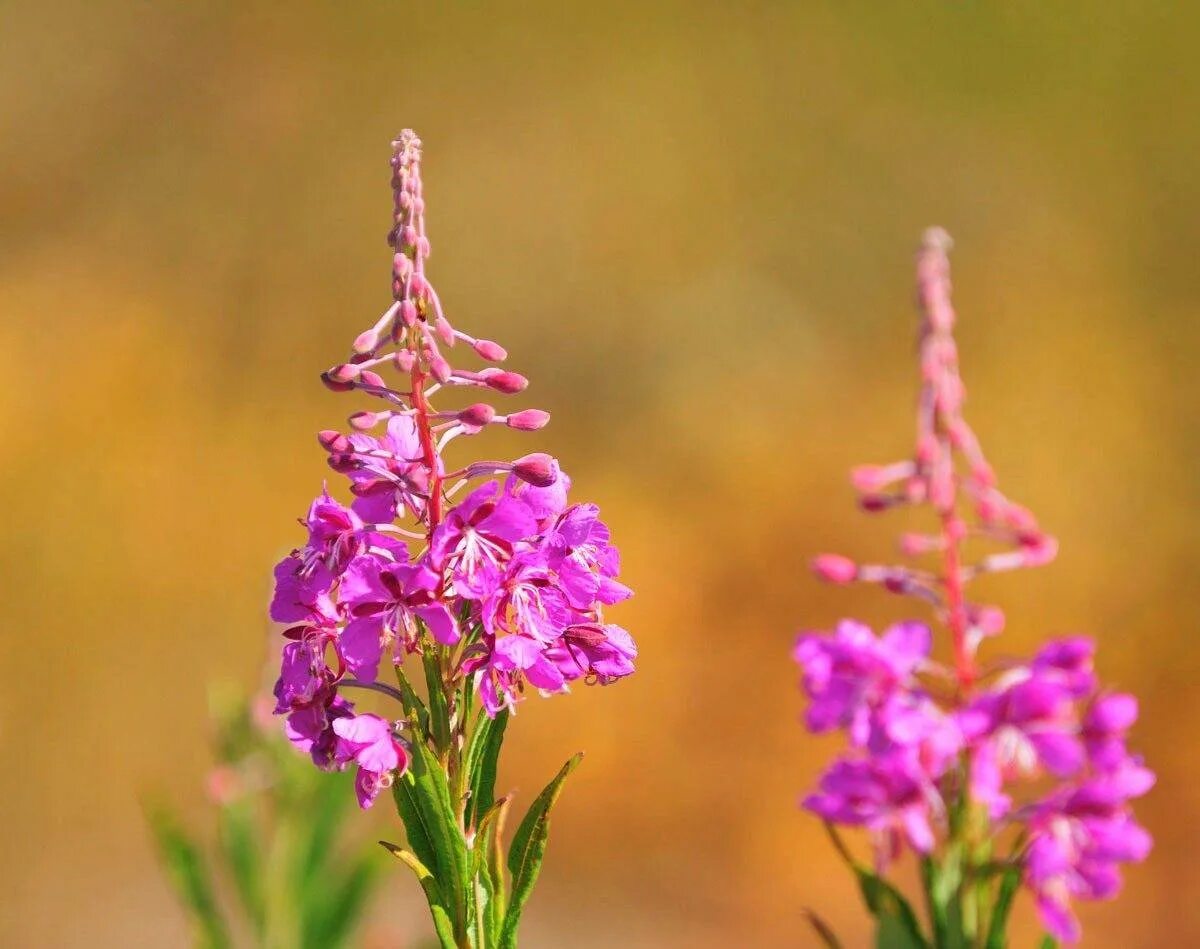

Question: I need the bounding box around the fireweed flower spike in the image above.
[796,229,1151,947]
[269,131,636,948]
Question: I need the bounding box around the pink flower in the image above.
[332,713,410,809]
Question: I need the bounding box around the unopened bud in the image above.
[318,430,350,452]
[811,554,857,584]
[850,465,890,493]
[327,452,358,474]
[429,354,452,384]
[349,411,383,431]
[326,363,361,384]
[505,409,551,431]
[1021,535,1058,567]
[480,369,528,394]
[473,339,507,361]
[353,328,382,354]
[400,300,419,327]
[321,370,356,392]
[417,236,431,257]
[359,370,386,389]
[435,315,455,346]
[458,403,496,426]
[393,253,413,280]
[512,452,558,488]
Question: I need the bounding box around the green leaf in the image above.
[296,768,354,894]
[380,843,457,949]
[1038,935,1058,949]
[803,908,844,948]
[499,753,583,949]
[393,738,471,940]
[395,665,431,735]
[856,869,929,949]
[920,852,967,949]
[984,868,1021,949]
[464,709,508,830]
[216,800,265,936]
[146,808,230,949]
[422,652,452,755]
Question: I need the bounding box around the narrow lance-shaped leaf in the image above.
[498,753,583,949]
[984,867,1022,949]
[464,709,508,830]
[394,738,472,940]
[380,843,458,949]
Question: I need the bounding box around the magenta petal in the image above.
[340,616,384,682]
[417,603,460,645]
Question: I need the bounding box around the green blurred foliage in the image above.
[145,688,389,948]
[2,1,1198,945]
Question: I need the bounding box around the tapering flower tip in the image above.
[458,403,496,426]
[473,339,508,361]
[349,411,383,431]
[506,409,551,431]
[512,452,559,487]
[435,316,456,346]
[812,554,858,585]
[858,494,892,513]
[318,429,351,452]
[479,369,529,394]
[850,465,891,494]
[1021,534,1059,568]
[352,328,382,354]
[922,226,954,254]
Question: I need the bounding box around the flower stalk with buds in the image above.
[797,230,1152,947]
[269,131,636,949]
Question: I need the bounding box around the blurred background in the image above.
[3,1,1198,945]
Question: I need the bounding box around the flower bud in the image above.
[505,409,551,431]
[400,300,419,326]
[353,328,382,354]
[811,554,857,584]
[458,403,496,426]
[480,369,528,394]
[318,430,350,452]
[435,315,455,346]
[326,363,361,384]
[359,370,386,389]
[1021,535,1059,567]
[473,339,507,361]
[512,452,558,488]
[349,411,383,431]
[429,354,452,384]
[393,253,413,280]
[395,350,416,372]
[321,370,356,392]
[972,605,1006,636]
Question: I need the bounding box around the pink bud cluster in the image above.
[798,230,1151,943]
[270,131,636,808]
[813,228,1058,685]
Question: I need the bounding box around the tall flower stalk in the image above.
[797,229,1152,947]
[269,131,636,949]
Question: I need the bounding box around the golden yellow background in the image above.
[2,1,1196,945]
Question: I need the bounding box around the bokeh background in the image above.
[3,1,1198,945]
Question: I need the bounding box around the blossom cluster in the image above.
[269,131,635,808]
[797,230,1151,943]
